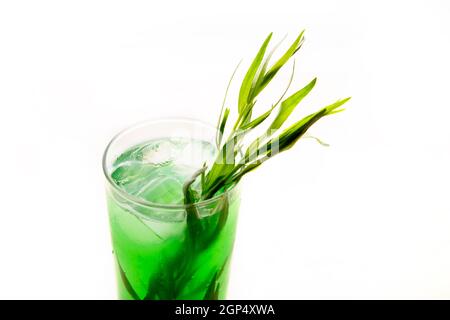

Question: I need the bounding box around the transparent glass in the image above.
[103,119,240,300]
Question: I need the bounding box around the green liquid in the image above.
[107,138,240,300]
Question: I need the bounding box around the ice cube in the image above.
[111,161,153,186]
[141,140,180,166]
[135,175,184,205]
[138,217,186,242]
[111,138,217,206]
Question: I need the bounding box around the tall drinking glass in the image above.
[103,119,240,300]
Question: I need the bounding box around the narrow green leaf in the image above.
[268,30,304,74]
[217,108,230,147]
[202,163,242,199]
[201,162,206,190]
[203,272,219,299]
[272,60,296,108]
[302,135,330,147]
[117,259,140,300]
[328,108,346,115]
[183,165,207,226]
[325,97,351,114]
[238,33,273,114]
[240,105,275,130]
[254,30,305,96]
[228,161,264,185]
[275,109,328,153]
[271,97,351,154]
[269,77,317,131]
[144,267,176,300]
[241,104,253,127]
[243,61,296,159]
[215,195,229,234]
[216,61,242,147]
[251,35,286,99]
[244,76,316,160]
[203,143,235,195]
[237,99,256,129]
[203,258,229,300]
[247,107,331,163]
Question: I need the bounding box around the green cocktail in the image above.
[103,31,350,300]
[103,120,240,300]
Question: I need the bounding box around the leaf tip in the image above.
[342,96,352,103]
[299,29,306,38]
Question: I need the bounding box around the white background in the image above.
[1,0,450,299]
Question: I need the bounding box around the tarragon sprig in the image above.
[186,31,350,201]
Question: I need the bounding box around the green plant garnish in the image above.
[184,31,351,202]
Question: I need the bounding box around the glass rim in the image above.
[102,117,237,210]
